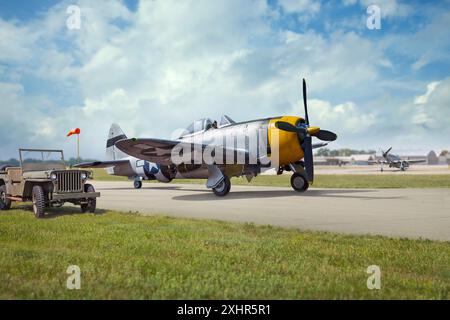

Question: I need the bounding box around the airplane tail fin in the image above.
[106,123,129,160]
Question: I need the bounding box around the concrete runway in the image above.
[94,181,450,242]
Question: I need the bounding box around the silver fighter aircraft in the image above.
[77,80,336,196]
[376,147,426,171]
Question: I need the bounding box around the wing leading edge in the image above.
[115,138,250,165]
[73,159,130,169]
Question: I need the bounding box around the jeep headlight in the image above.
[81,172,88,180]
[50,173,58,181]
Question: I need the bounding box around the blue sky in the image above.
[0,0,449,160]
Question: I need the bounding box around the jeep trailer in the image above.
[0,149,100,218]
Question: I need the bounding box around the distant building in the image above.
[350,154,376,165]
[314,157,343,166]
[427,151,439,165]
[438,155,450,165]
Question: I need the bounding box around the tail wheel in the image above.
[213,176,231,197]
[0,185,11,211]
[291,173,309,192]
[81,184,97,213]
[32,186,45,218]
[134,180,142,189]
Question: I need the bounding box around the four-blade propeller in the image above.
[275,78,338,183]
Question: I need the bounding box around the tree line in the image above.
[0,158,99,167]
[315,148,377,157]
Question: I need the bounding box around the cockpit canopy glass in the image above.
[182,118,213,136]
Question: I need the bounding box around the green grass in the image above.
[91,168,128,181]
[1,207,449,299]
[229,174,450,188]
[91,168,450,188]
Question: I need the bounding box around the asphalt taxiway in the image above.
[94,181,450,241]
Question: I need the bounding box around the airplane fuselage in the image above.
[180,116,305,167]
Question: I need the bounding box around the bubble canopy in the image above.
[182,118,214,136]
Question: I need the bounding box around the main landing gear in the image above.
[134,180,142,189]
[290,173,309,192]
[212,176,231,197]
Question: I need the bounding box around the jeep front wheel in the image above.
[0,185,11,211]
[81,184,97,213]
[32,186,45,218]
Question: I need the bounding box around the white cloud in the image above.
[412,79,450,129]
[414,81,441,105]
[342,0,358,6]
[278,0,321,14]
[309,99,376,133]
[359,0,413,18]
[0,0,449,159]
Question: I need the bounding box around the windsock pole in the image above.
[77,134,80,164]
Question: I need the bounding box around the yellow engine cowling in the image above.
[268,116,304,166]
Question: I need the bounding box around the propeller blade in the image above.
[382,147,392,158]
[303,78,310,125]
[315,130,337,142]
[303,136,314,182]
[275,121,299,132]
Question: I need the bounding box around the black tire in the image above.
[81,184,97,213]
[0,185,11,210]
[134,180,142,189]
[32,186,45,218]
[290,173,309,192]
[213,176,231,197]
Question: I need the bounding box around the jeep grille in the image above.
[55,171,83,193]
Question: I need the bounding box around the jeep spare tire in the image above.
[0,185,11,210]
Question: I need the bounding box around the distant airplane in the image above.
[375,147,427,171]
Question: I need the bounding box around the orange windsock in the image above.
[66,128,81,137]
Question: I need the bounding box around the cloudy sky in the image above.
[1,0,449,160]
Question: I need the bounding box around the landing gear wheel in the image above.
[213,176,231,197]
[134,180,142,189]
[32,186,45,218]
[0,185,11,211]
[81,184,97,213]
[291,173,309,192]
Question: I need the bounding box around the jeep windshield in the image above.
[20,149,66,172]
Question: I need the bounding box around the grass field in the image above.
[91,168,450,188]
[1,207,449,299]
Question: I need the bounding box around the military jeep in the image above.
[0,149,100,218]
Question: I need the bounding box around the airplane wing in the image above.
[405,159,427,164]
[312,142,329,149]
[115,138,249,165]
[73,159,130,169]
[368,159,388,164]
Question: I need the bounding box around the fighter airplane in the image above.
[376,147,427,171]
[96,79,338,196]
